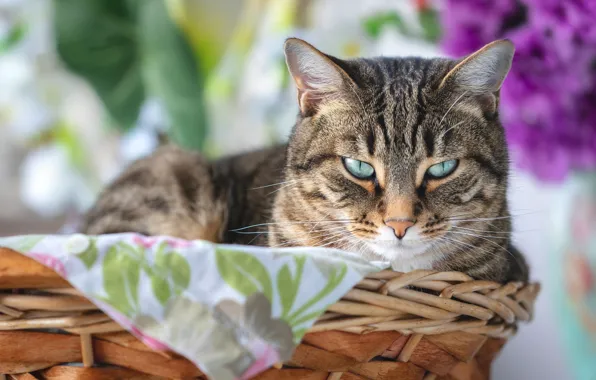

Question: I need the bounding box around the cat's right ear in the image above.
[439,39,514,114]
[284,38,351,116]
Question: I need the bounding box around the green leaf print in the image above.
[277,256,306,318]
[76,238,98,269]
[169,251,191,291]
[293,328,309,343]
[151,275,171,305]
[287,263,348,326]
[148,242,191,305]
[154,242,191,291]
[0,235,44,252]
[290,309,328,327]
[277,265,294,317]
[102,244,142,315]
[216,248,273,301]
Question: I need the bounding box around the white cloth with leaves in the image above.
[0,233,387,379]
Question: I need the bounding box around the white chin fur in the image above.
[364,225,443,272]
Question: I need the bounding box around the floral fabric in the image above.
[0,233,386,380]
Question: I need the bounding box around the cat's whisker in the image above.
[266,181,300,195]
[440,235,527,272]
[450,225,539,235]
[234,224,349,235]
[268,228,350,249]
[447,230,508,241]
[446,210,543,223]
[314,228,356,246]
[247,232,265,245]
[446,230,519,262]
[317,234,353,249]
[438,121,464,140]
[229,219,355,232]
[436,236,495,258]
[449,226,511,235]
[250,180,298,190]
[437,236,497,258]
[308,211,333,234]
[439,90,468,126]
[315,229,351,244]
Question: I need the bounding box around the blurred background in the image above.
[1,0,595,378]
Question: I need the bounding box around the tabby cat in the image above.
[83,38,528,283]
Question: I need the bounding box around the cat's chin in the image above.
[364,239,441,272]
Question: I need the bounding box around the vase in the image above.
[553,172,596,379]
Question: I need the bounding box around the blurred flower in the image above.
[0,53,54,140]
[132,235,192,249]
[28,252,67,277]
[216,293,295,361]
[102,303,171,352]
[441,0,518,56]
[441,0,596,181]
[19,145,94,217]
[65,234,91,255]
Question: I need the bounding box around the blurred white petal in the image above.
[3,95,53,140]
[137,97,169,132]
[19,145,75,217]
[0,54,34,95]
[375,29,442,58]
[120,127,159,163]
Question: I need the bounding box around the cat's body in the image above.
[83,39,529,283]
[84,144,285,246]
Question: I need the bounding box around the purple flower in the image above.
[440,0,596,181]
[441,0,518,56]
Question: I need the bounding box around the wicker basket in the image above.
[0,247,540,380]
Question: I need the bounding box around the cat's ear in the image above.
[439,39,514,112]
[284,38,352,116]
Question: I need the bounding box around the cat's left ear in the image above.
[284,38,354,116]
[439,39,514,112]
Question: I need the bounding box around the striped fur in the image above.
[83,39,528,282]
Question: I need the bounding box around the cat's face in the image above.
[278,39,514,269]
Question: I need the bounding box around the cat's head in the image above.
[276,38,514,269]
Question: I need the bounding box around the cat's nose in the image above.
[384,218,415,239]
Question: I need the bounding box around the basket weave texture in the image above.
[0,247,540,380]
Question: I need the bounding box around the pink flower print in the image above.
[130,325,170,351]
[106,306,170,352]
[238,340,281,380]
[132,235,160,249]
[28,253,67,277]
[165,238,192,249]
[132,235,192,249]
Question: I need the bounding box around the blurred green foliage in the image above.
[362,9,441,43]
[362,12,408,38]
[0,22,27,53]
[418,9,441,43]
[54,0,207,151]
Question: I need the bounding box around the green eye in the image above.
[343,157,375,179]
[427,159,458,179]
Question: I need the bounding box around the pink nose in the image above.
[385,219,415,239]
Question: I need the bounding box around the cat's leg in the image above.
[82,146,228,242]
[506,244,529,282]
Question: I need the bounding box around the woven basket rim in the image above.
[0,247,541,379]
[0,247,540,338]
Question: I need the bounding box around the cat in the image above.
[83,38,529,283]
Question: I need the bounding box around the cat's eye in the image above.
[342,157,375,180]
[426,159,458,179]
